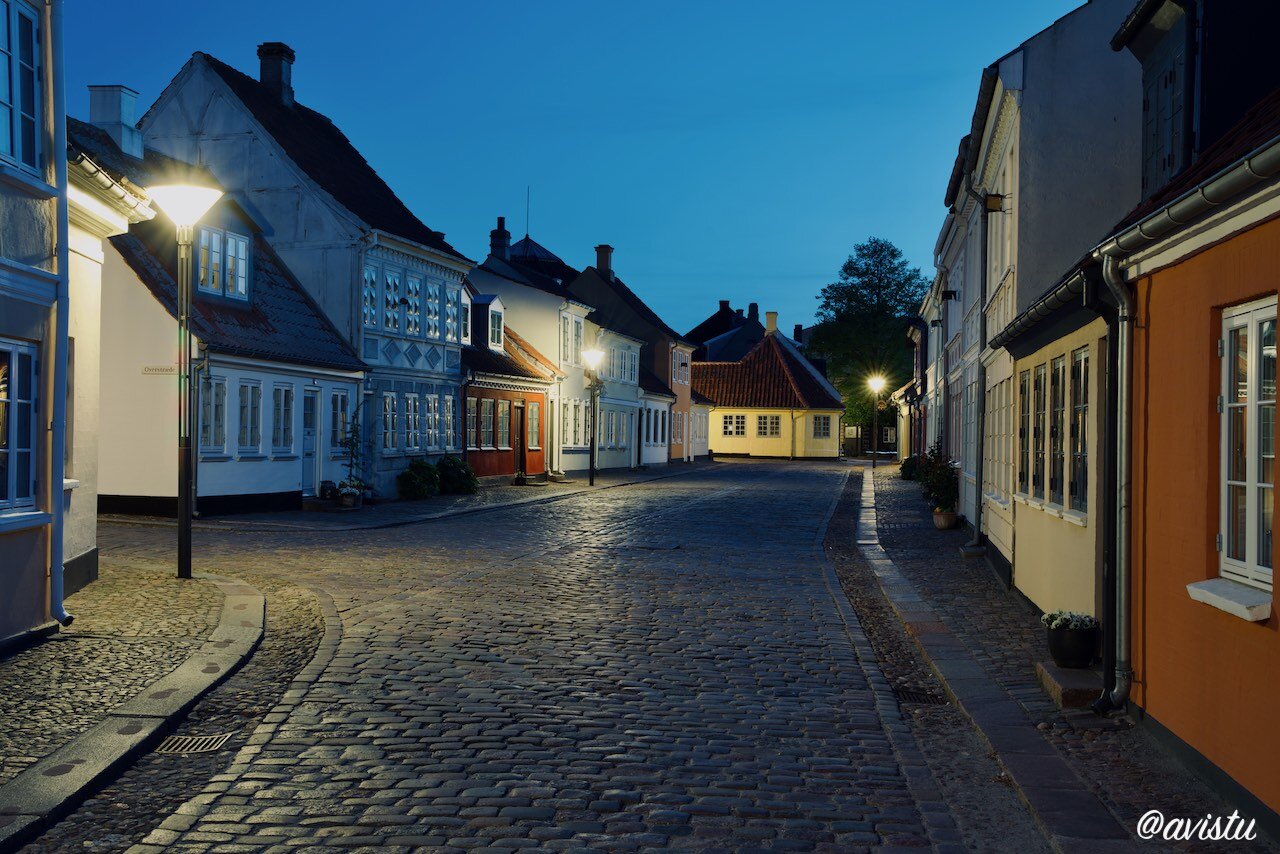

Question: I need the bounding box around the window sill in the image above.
[237,453,267,461]
[1061,509,1088,527]
[200,454,233,462]
[0,163,56,198]
[1187,577,1272,622]
[528,446,541,451]
[0,510,52,535]
[497,446,512,451]
[271,453,299,461]
[63,479,80,492]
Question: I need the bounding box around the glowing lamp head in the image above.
[582,348,605,372]
[147,184,224,228]
[867,375,887,395]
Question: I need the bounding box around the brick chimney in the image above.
[765,311,778,334]
[719,299,731,312]
[88,85,143,159]
[793,323,804,341]
[748,303,759,322]
[595,244,614,280]
[258,42,296,106]
[490,216,510,260]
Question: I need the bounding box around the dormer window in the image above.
[198,227,249,300]
[489,309,503,348]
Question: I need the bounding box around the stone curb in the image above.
[130,583,342,852]
[101,462,723,534]
[854,469,1131,852]
[817,468,966,850]
[0,573,266,853]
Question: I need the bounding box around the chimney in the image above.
[718,300,731,312]
[794,323,804,341]
[88,85,143,159]
[595,244,614,280]
[490,216,511,260]
[735,308,744,318]
[257,42,296,106]
[765,311,778,334]
[748,303,759,322]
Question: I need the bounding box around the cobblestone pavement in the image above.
[0,564,221,786]
[41,461,959,851]
[873,466,1277,852]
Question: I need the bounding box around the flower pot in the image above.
[1047,626,1099,669]
[932,510,957,530]
[339,493,362,509]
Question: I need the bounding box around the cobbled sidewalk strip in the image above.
[816,468,966,851]
[855,469,1130,852]
[0,574,264,854]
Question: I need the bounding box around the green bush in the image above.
[921,444,959,513]
[437,455,479,495]
[899,455,920,481]
[397,459,440,500]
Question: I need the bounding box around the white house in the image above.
[137,43,470,497]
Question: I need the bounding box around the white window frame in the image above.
[382,392,398,452]
[425,394,440,450]
[271,384,294,454]
[0,2,41,172]
[197,227,250,300]
[1220,298,1276,591]
[199,375,226,454]
[237,381,262,453]
[404,394,421,452]
[0,338,38,512]
[361,265,379,329]
[383,270,402,332]
[813,415,832,439]
[528,401,540,450]
[497,399,511,448]
[480,398,495,448]
[489,310,504,348]
[405,275,423,337]
[466,396,478,449]
[330,390,349,453]
[443,394,457,449]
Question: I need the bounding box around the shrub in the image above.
[1040,610,1100,631]
[397,459,440,500]
[437,455,479,495]
[921,444,959,513]
[899,455,920,481]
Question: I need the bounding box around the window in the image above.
[572,400,581,446]
[607,410,616,446]
[480,398,495,447]
[723,414,746,437]
[466,397,478,448]
[199,376,226,453]
[330,390,349,449]
[1032,365,1046,499]
[814,415,832,439]
[0,2,40,170]
[573,319,583,365]
[197,228,249,300]
[672,351,689,384]
[237,383,261,452]
[271,386,294,453]
[382,393,397,452]
[757,414,781,438]
[1070,349,1089,512]
[497,399,511,447]
[628,352,638,383]
[404,395,420,452]
[673,412,683,444]
[1017,370,1030,494]
[1221,300,1276,590]
[489,310,504,347]
[0,339,37,511]
[1049,357,1066,505]
[425,395,439,450]
[660,410,667,444]
[528,401,540,449]
[362,266,378,329]
[424,281,441,339]
[443,394,457,449]
[561,316,572,364]
[618,411,629,448]
[445,289,460,341]
[383,271,402,332]
[560,400,569,448]
[405,276,422,336]
[459,298,469,343]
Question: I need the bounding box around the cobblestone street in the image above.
[32,461,958,851]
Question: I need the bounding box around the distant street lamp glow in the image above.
[582,347,605,485]
[867,375,887,395]
[867,375,887,468]
[582,348,604,372]
[147,185,224,229]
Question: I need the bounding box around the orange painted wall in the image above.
[1131,214,1280,814]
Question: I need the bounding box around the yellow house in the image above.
[691,318,843,459]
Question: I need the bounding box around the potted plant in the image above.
[337,417,371,508]
[922,446,960,529]
[1041,610,1100,669]
[338,479,366,509]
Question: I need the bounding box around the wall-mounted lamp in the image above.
[941,289,958,301]
[985,194,1005,213]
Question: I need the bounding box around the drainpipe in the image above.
[962,174,989,555]
[46,0,72,626]
[1094,252,1134,711]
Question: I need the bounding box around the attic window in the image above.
[197,227,249,300]
[489,309,503,348]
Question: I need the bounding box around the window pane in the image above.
[1261,319,1277,401]
[1261,404,1275,485]
[1231,326,1249,402]
[1228,484,1247,561]
[14,449,28,498]
[1229,405,1247,483]
[1260,486,1274,570]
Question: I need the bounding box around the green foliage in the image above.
[920,442,959,513]
[1040,610,1100,631]
[337,416,370,496]
[808,237,929,427]
[397,459,440,500]
[437,455,479,495]
[899,455,920,481]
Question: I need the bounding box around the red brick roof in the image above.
[691,334,843,410]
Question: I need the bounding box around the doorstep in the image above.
[1036,661,1103,710]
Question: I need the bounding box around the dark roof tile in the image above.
[691,335,842,410]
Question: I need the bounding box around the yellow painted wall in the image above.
[707,408,841,458]
[1011,317,1107,616]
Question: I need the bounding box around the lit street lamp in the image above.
[867,375,887,470]
[582,347,605,486]
[147,182,224,579]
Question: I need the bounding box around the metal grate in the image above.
[154,733,234,755]
[893,687,948,705]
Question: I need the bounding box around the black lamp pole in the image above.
[177,224,194,579]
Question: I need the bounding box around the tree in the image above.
[808,237,929,439]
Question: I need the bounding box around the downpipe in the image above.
[1093,252,1133,712]
[963,174,988,554]
[46,0,72,627]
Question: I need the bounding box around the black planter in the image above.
[1047,626,1099,669]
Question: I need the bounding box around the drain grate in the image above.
[893,687,948,705]
[154,733,234,755]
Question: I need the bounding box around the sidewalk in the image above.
[0,564,263,850]
[863,464,1276,851]
[99,460,720,533]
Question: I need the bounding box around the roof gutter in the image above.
[68,152,154,220]
[988,270,1087,351]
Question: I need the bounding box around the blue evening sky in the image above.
[66,1,1080,335]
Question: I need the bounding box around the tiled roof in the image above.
[691,334,843,410]
[504,326,560,377]
[690,388,714,406]
[67,117,221,203]
[464,326,557,383]
[508,236,581,290]
[198,53,468,263]
[111,229,365,373]
[684,303,743,346]
[1111,84,1280,234]
[567,267,690,346]
[639,366,676,398]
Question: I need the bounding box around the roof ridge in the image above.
[764,335,807,408]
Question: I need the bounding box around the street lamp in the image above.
[147,182,224,579]
[582,347,605,486]
[867,375,887,470]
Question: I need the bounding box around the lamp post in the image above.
[582,348,605,486]
[147,183,224,579]
[867,375,887,469]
